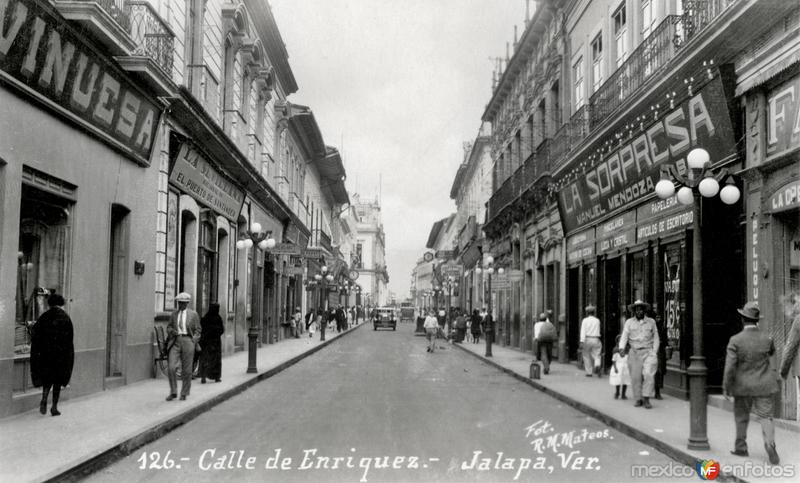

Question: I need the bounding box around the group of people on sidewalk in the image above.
[422,307,494,352]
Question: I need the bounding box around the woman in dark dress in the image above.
[30,293,74,416]
[200,303,224,383]
[470,309,482,343]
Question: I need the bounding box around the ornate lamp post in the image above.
[476,255,504,357]
[654,147,740,450]
[235,222,276,373]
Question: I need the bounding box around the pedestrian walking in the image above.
[455,310,467,343]
[470,309,482,343]
[166,292,201,401]
[779,294,800,381]
[533,312,557,375]
[305,308,315,333]
[580,305,602,377]
[724,301,780,465]
[335,305,346,333]
[480,308,494,345]
[199,303,224,384]
[308,313,317,338]
[653,311,667,399]
[619,300,659,409]
[424,310,439,352]
[609,334,630,399]
[294,307,303,338]
[30,293,73,416]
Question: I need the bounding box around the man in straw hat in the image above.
[723,301,780,465]
[619,300,659,409]
[166,292,201,401]
[580,305,602,377]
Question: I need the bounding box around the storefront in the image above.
[557,74,743,398]
[740,63,800,418]
[0,0,163,416]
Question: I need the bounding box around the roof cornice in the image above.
[244,0,298,95]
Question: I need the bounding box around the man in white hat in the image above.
[166,292,201,401]
[619,300,659,409]
[724,301,780,465]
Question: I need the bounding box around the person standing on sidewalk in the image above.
[199,303,224,384]
[166,292,201,401]
[579,305,602,377]
[424,310,439,352]
[619,300,659,409]
[533,313,557,375]
[470,309,482,343]
[454,310,467,343]
[724,301,780,464]
[30,293,73,416]
[609,334,630,399]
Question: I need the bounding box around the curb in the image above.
[46,324,365,483]
[452,343,748,483]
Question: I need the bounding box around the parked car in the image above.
[372,307,397,331]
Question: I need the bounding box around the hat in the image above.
[631,299,651,310]
[538,312,547,321]
[585,305,596,314]
[737,301,761,321]
[175,292,191,302]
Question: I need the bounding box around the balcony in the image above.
[55,0,136,55]
[115,1,176,95]
[589,1,740,130]
[487,138,553,223]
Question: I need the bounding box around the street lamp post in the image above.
[444,276,458,331]
[654,147,740,451]
[476,255,504,357]
[235,222,276,373]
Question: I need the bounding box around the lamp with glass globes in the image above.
[235,222,276,373]
[475,255,504,357]
[654,147,740,450]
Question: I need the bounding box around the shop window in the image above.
[197,215,217,316]
[15,184,73,354]
[663,245,683,361]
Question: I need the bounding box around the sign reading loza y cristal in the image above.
[170,143,244,221]
[557,76,735,233]
[0,0,161,164]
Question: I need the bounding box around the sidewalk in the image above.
[0,324,363,483]
[454,341,800,483]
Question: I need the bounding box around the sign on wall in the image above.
[170,143,245,221]
[557,76,736,233]
[164,190,178,310]
[766,76,800,156]
[0,0,161,164]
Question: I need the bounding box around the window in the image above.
[15,184,73,354]
[573,57,584,109]
[641,0,655,38]
[613,3,628,66]
[591,33,603,92]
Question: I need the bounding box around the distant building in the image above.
[352,194,389,306]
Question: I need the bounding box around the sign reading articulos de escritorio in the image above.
[557,76,736,233]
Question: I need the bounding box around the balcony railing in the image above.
[589,15,679,129]
[126,1,174,73]
[89,0,131,31]
[488,138,552,221]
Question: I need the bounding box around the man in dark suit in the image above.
[166,292,201,401]
[723,301,780,465]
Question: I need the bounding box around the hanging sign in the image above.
[0,0,161,165]
[170,143,245,221]
[441,263,463,278]
[557,76,736,233]
[302,248,324,259]
[270,243,301,255]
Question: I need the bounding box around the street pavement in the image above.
[86,322,677,482]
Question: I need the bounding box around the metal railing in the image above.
[127,1,174,74]
[75,0,131,31]
[488,138,553,221]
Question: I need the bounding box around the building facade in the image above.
[351,194,389,307]
[1,0,349,417]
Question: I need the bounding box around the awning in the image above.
[169,87,310,238]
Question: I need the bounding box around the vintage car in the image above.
[372,307,397,331]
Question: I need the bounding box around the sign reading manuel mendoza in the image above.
[0,0,161,164]
[170,143,244,221]
[557,76,735,233]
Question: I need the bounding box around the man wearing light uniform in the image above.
[166,292,201,401]
[619,300,659,409]
[580,305,602,377]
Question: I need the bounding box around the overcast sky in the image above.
[271,0,527,299]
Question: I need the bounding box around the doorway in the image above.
[107,204,130,379]
[567,266,580,360]
[602,257,621,368]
